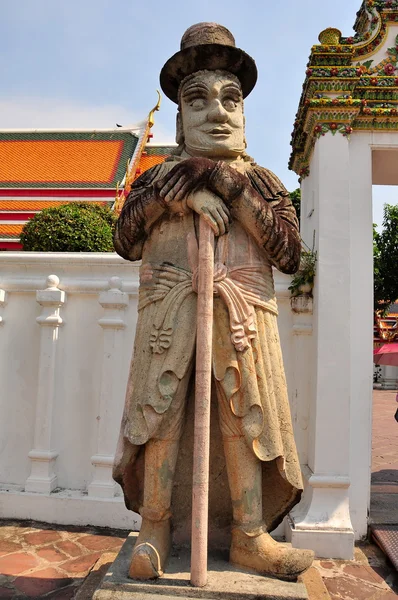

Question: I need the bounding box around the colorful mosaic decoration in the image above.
[290,0,398,176]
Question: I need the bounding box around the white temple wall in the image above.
[0,253,311,535]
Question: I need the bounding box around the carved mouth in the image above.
[207,127,232,135]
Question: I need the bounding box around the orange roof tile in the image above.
[2,140,122,184]
[134,146,177,181]
[0,131,138,189]
[0,224,23,238]
[136,154,169,175]
[0,200,107,211]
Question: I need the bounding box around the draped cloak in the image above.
[113,156,303,533]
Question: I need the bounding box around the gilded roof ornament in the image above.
[318,28,342,45]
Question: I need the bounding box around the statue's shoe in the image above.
[129,518,171,580]
[230,528,314,581]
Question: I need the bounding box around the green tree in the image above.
[20,202,117,252]
[374,204,398,314]
[290,188,301,224]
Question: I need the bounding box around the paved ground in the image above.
[0,390,397,599]
[371,390,398,525]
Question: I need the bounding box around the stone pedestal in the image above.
[93,534,309,600]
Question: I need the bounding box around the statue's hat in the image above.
[160,22,257,104]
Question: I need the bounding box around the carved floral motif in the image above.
[290,0,398,176]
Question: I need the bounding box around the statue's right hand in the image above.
[154,157,216,204]
[187,190,230,236]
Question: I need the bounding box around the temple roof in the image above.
[0,130,139,189]
[0,141,176,248]
[135,144,176,179]
[289,0,398,176]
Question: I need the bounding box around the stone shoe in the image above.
[230,527,314,581]
[129,518,171,580]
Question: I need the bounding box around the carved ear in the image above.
[176,112,184,145]
[243,115,247,149]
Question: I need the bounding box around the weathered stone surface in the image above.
[60,552,102,575]
[0,540,23,556]
[113,21,312,583]
[79,534,124,552]
[298,567,329,600]
[24,530,62,545]
[323,576,378,600]
[0,551,38,574]
[14,567,71,597]
[56,540,83,557]
[94,534,309,600]
[36,547,68,563]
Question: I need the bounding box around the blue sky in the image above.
[0,0,395,227]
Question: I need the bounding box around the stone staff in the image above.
[190,213,215,587]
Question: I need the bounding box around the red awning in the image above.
[374,343,398,366]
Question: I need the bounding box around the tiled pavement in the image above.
[0,522,127,599]
[0,390,397,599]
[371,390,398,525]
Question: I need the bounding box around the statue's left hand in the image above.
[155,157,216,204]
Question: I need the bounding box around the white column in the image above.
[0,289,8,324]
[348,134,373,539]
[25,275,65,494]
[286,135,355,559]
[88,276,129,498]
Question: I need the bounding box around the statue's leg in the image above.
[129,437,179,579]
[129,368,192,580]
[217,385,314,581]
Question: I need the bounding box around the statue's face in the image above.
[179,71,245,159]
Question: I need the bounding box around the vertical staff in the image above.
[190,214,215,587]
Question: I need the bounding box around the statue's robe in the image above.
[113,156,303,533]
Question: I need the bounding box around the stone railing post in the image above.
[0,289,8,325]
[88,276,129,498]
[25,275,66,494]
[290,294,313,465]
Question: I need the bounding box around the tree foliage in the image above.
[290,188,301,225]
[374,203,398,314]
[20,202,117,252]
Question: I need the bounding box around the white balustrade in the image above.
[88,276,129,498]
[25,275,66,494]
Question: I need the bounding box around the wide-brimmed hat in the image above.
[160,22,257,104]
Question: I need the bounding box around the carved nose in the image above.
[208,100,229,123]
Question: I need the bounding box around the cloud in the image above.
[0,96,175,143]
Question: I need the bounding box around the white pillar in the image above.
[348,133,373,539]
[0,289,7,324]
[25,275,65,494]
[88,277,129,498]
[287,135,355,559]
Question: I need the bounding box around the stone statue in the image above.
[113,22,314,582]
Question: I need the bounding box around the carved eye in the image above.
[190,98,206,110]
[223,98,238,111]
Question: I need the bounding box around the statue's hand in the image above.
[208,161,246,203]
[186,190,230,236]
[155,157,216,204]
